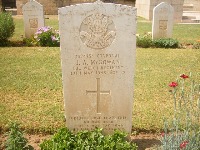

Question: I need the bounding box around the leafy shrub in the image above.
[136,34,153,48]
[23,37,37,47]
[34,26,60,47]
[40,128,137,150]
[0,12,15,46]
[5,122,33,150]
[160,73,200,150]
[153,38,179,48]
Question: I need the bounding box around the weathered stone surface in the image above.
[152,2,174,39]
[184,0,200,11]
[59,1,136,134]
[17,0,134,15]
[136,0,183,22]
[22,0,45,38]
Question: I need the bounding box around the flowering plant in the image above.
[34,26,60,47]
[160,73,200,150]
[169,82,178,88]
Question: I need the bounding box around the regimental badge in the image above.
[29,18,38,28]
[80,13,116,49]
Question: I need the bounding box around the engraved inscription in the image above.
[29,18,38,28]
[80,13,116,49]
[86,78,110,114]
[70,53,126,76]
[159,20,167,37]
[69,116,127,132]
[159,20,167,30]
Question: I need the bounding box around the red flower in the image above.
[180,74,189,79]
[160,132,165,137]
[169,82,178,87]
[180,141,189,149]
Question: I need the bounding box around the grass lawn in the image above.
[11,16,200,44]
[0,15,200,134]
[137,19,200,44]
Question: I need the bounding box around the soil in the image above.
[0,132,161,150]
[131,133,161,150]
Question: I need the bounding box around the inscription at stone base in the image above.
[69,116,127,132]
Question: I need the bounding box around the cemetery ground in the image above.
[0,16,200,149]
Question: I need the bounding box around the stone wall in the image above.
[184,0,200,11]
[135,0,184,22]
[17,0,59,15]
[17,0,134,15]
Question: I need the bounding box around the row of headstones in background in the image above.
[22,0,174,40]
[152,2,174,40]
[22,0,45,38]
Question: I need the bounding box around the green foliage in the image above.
[153,38,179,49]
[0,12,15,46]
[40,128,137,150]
[136,34,153,48]
[5,122,33,150]
[160,120,200,150]
[160,73,200,150]
[34,26,60,47]
[22,37,37,47]
[136,34,179,49]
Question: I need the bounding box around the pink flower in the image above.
[180,141,189,149]
[180,74,189,79]
[35,31,42,35]
[51,35,56,41]
[169,82,178,87]
[38,26,51,32]
[160,132,165,137]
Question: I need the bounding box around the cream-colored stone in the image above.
[184,0,200,11]
[152,2,174,39]
[136,0,183,22]
[59,1,136,134]
[17,0,135,15]
[22,0,45,38]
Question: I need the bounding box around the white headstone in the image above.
[22,0,45,38]
[152,2,174,39]
[59,1,136,134]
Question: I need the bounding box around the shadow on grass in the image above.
[0,40,28,47]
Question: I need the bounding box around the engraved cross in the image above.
[86,78,110,114]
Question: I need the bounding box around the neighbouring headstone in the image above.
[22,0,45,38]
[152,2,174,40]
[135,0,183,23]
[59,0,136,134]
